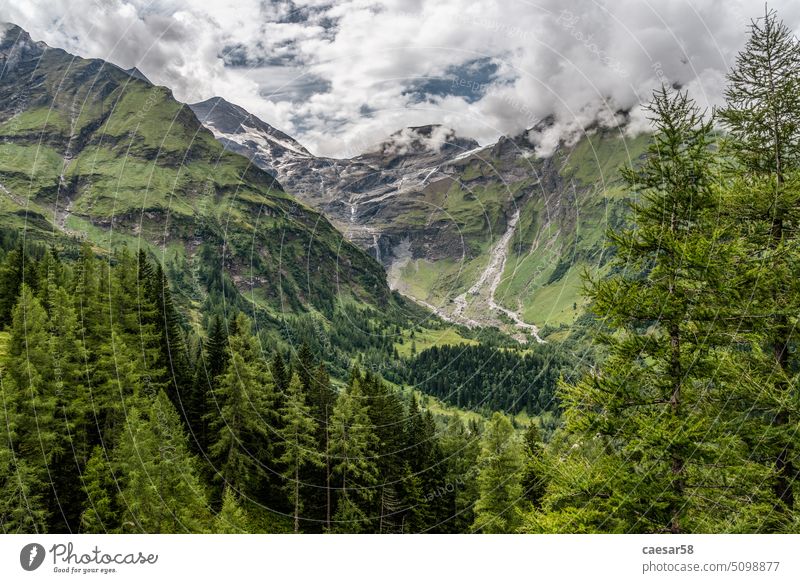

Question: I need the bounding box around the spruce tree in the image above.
[0,244,24,325]
[80,446,119,533]
[1,285,57,532]
[90,330,146,446]
[520,423,546,508]
[295,342,314,394]
[438,416,480,533]
[535,87,770,533]
[471,412,524,534]
[361,373,407,529]
[299,362,337,531]
[150,262,191,413]
[398,461,430,533]
[45,285,89,532]
[205,315,229,381]
[271,352,288,393]
[73,243,108,350]
[115,392,211,533]
[206,313,275,502]
[213,487,250,533]
[188,315,228,454]
[133,251,168,397]
[717,7,800,515]
[278,373,321,533]
[329,377,378,532]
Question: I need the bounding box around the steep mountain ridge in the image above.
[0,23,393,321]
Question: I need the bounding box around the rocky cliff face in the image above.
[191,97,488,263]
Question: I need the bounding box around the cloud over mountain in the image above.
[3,0,799,157]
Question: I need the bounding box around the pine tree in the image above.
[207,313,275,501]
[471,412,524,534]
[329,377,378,532]
[115,392,211,533]
[278,373,321,533]
[535,87,771,533]
[717,7,800,516]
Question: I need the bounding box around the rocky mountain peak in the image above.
[0,22,48,64]
[363,124,480,160]
[189,96,311,158]
[125,66,151,83]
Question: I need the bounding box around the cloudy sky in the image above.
[2,0,799,157]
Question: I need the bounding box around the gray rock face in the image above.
[189,98,534,268]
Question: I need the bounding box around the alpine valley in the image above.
[191,96,649,341]
[4,5,794,536]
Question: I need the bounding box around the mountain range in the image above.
[190,97,649,340]
[0,22,649,344]
[0,23,393,323]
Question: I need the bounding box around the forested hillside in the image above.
[3,7,800,535]
[0,240,548,533]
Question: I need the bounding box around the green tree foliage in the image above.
[0,244,475,534]
[717,7,800,516]
[306,363,336,530]
[397,462,429,533]
[471,412,524,534]
[80,446,118,533]
[207,313,275,501]
[278,373,321,533]
[1,285,58,532]
[520,423,546,509]
[436,417,480,533]
[535,87,775,534]
[187,315,229,454]
[405,343,566,414]
[213,487,250,534]
[329,376,378,533]
[115,391,211,533]
[0,245,25,325]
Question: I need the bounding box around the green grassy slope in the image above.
[0,25,392,319]
[389,128,648,337]
[496,130,648,332]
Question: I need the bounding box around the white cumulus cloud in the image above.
[1,0,799,157]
